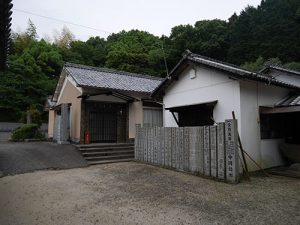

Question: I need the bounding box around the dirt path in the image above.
[0,162,299,225]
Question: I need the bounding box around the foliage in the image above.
[20,105,43,126]
[11,124,45,141]
[0,20,62,121]
[54,26,75,48]
[241,56,265,72]
[284,62,300,71]
[226,0,300,65]
[105,30,165,76]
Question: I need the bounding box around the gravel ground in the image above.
[0,162,299,225]
[0,142,87,175]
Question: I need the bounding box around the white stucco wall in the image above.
[162,64,291,171]
[163,65,241,131]
[239,80,289,170]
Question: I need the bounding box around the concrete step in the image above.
[82,150,134,156]
[76,142,134,165]
[78,146,134,152]
[88,158,133,165]
[85,154,134,161]
[76,143,134,149]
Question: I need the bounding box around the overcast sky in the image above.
[12,0,262,41]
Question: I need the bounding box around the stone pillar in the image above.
[225,119,239,183]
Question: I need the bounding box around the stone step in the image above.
[76,143,134,149]
[76,142,134,165]
[78,146,134,152]
[87,158,133,165]
[85,154,134,161]
[82,149,134,156]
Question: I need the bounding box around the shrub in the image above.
[11,123,45,141]
[20,105,43,126]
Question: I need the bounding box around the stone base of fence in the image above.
[135,119,240,183]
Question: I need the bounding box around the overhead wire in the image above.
[13,8,112,35]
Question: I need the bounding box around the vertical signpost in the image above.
[225,119,239,183]
[217,123,226,180]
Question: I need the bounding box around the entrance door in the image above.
[89,111,117,142]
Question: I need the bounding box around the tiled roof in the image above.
[64,62,163,93]
[261,65,300,77]
[152,50,300,97]
[276,94,300,107]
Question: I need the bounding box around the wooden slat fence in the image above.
[135,119,239,183]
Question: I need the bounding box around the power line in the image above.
[14,8,112,35]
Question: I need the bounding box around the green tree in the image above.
[105,30,165,76]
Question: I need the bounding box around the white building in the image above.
[152,50,300,171]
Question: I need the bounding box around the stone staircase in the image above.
[76,143,134,165]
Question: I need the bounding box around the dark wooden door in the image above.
[89,111,117,142]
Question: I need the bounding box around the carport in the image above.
[260,94,300,144]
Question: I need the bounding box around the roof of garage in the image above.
[53,62,163,102]
[64,62,163,93]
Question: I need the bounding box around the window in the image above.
[143,108,163,127]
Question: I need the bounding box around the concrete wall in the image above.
[239,80,289,170]
[163,65,241,130]
[56,76,82,142]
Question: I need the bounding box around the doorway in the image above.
[89,111,117,142]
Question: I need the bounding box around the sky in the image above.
[11,0,262,41]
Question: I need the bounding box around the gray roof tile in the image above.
[64,63,163,93]
[276,94,300,107]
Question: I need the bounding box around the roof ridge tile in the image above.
[64,62,163,81]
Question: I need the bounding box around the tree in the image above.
[54,26,75,48]
[227,0,300,65]
[105,30,165,76]
[26,19,38,39]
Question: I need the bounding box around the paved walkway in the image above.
[0,142,87,176]
[0,162,299,225]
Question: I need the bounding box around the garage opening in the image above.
[166,101,217,127]
[260,107,300,144]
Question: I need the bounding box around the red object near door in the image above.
[84,131,91,144]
